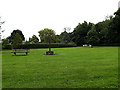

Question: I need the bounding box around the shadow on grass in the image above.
[12,55,28,56]
[43,54,57,56]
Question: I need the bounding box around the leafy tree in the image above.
[54,35,61,43]
[72,21,93,45]
[2,38,9,46]
[29,35,39,44]
[64,27,71,32]
[12,33,22,49]
[0,17,5,51]
[87,25,100,45]
[8,29,25,43]
[59,31,72,44]
[108,8,120,43]
[0,17,5,42]
[25,40,30,44]
[38,28,56,52]
[0,17,5,35]
[95,15,113,44]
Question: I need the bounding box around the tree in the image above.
[2,38,9,46]
[38,28,56,52]
[72,21,93,45]
[87,25,100,45]
[8,29,25,43]
[59,31,72,44]
[64,27,71,32]
[95,16,113,44]
[0,17,5,35]
[54,35,61,43]
[12,33,22,49]
[0,17,5,43]
[59,27,72,44]
[108,8,120,43]
[0,17,5,51]
[29,35,39,44]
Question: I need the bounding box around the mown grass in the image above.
[2,47,118,88]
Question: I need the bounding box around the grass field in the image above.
[2,47,118,88]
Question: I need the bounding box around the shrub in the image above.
[2,43,77,50]
[2,45,12,50]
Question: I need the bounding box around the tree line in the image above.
[2,8,120,48]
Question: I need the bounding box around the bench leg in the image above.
[26,52,28,56]
[14,52,16,56]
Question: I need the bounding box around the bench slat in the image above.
[11,49,30,56]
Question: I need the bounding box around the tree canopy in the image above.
[87,25,100,45]
[29,35,39,44]
[108,8,120,43]
[0,17,5,40]
[8,29,25,43]
[12,33,22,49]
[38,28,56,51]
[59,31,72,44]
[72,21,93,45]
[38,28,56,43]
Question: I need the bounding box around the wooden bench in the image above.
[11,49,30,56]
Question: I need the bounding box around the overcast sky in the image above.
[0,0,119,40]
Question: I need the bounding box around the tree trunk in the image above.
[49,41,51,52]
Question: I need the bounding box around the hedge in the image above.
[2,43,77,50]
[2,43,119,50]
[93,43,120,46]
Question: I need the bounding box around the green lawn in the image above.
[2,47,118,88]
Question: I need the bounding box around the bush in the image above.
[2,43,77,50]
[2,45,12,50]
